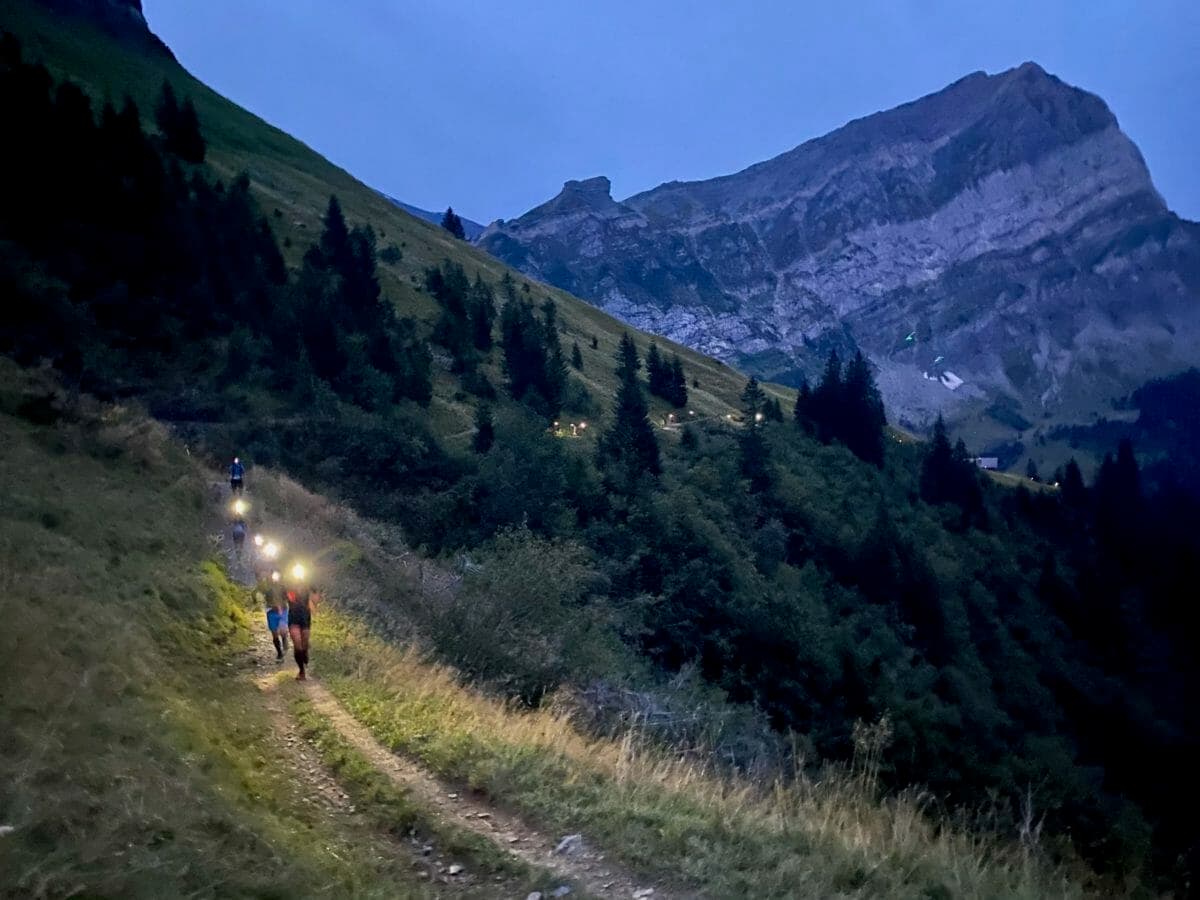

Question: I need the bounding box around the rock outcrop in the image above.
[480,63,1200,436]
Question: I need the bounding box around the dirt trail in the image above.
[213,479,688,900]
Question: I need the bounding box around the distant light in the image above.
[253,534,264,548]
[263,542,279,560]
[579,422,587,430]
[270,570,280,582]
[689,410,695,416]
[755,412,764,422]
[232,499,247,516]
[291,563,307,582]
[553,421,559,427]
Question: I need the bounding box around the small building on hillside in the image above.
[973,456,1000,470]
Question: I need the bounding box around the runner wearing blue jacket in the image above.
[229,457,245,495]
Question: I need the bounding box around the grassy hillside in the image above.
[6,0,774,440]
[0,361,1088,898]
[0,362,517,898]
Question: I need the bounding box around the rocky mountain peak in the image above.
[563,175,612,197]
[514,175,626,225]
[481,67,1199,446]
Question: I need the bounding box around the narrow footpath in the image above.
[216,478,688,900]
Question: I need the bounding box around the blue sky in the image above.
[144,1,1200,224]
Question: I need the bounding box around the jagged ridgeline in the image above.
[2,9,1199,893]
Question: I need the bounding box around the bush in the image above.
[424,525,618,701]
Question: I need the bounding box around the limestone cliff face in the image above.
[480,63,1200,434]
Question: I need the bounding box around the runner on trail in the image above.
[231,517,247,556]
[286,568,316,680]
[229,457,245,495]
[265,571,289,661]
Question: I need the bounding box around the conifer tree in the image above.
[571,340,583,371]
[840,351,886,465]
[155,81,204,162]
[616,332,640,382]
[812,350,842,442]
[317,195,351,272]
[468,275,496,351]
[1061,458,1088,509]
[175,97,205,162]
[740,376,766,422]
[500,296,543,403]
[1095,438,1142,568]
[541,299,567,416]
[441,206,466,240]
[646,341,666,396]
[598,333,660,482]
[473,403,495,454]
[920,414,957,506]
[738,376,771,490]
[793,378,812,432]
[668,355,687,406]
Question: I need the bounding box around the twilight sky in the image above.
[144,1,1200,224]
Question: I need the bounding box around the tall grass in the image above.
[314,612,1094,898]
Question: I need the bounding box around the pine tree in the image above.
[920,415,957,506]
[646,341,666,397]
[500,297,544,404]
[468,274,496,351]
[840,351,886,465]
[616,332,640,383]
[1061,458,1088,509]
[317,195,352,272]
[541,299,567,416]
[668,354,688,407]
[598,334,660,483]
[1096,438,1142,568]
[738,376,771,490]
[155,81,204,162]
[473,403,495,454]
[793,378,812,432]
[427,260,474,364]
[741,376,766,423]
[441,206,466,240]
[811,350,842,443]
[570,341,583,371]
[175,97,205,163]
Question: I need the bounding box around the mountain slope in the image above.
[480,63,1200,446]
[5,0,763,439]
